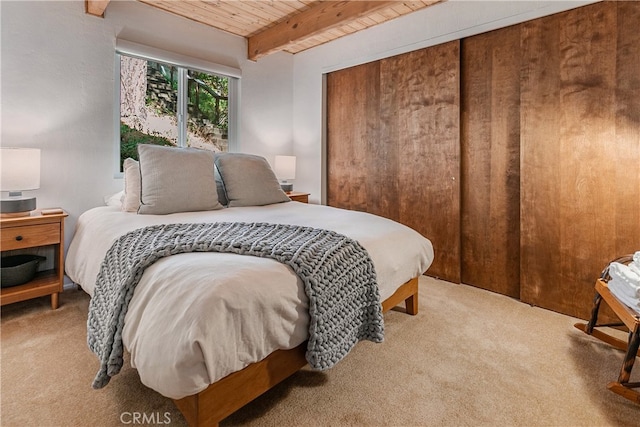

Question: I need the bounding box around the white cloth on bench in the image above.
[608,251,640,311]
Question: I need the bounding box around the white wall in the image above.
[291,0,599,204]
[1,0,293,247]
[1,0,599,243]
[239,52,293,158]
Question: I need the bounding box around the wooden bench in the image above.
[574,278,640,404]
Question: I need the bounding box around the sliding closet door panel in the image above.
[327,41,461,283]
[614,2,640,255]
[327,61,396,216]
[520,1,640,319]
[460,26,521,297]
[383,41,461,283]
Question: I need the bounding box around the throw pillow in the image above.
[121,158,141,212]
[137,144,222,215]
[215,153,290,207]
[215,165,228,206]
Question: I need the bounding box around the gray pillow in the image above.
[215,153,290,207]
[215,165,228,206]
[137,144,223,215]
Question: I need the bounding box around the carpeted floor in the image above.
[1,276,638,426]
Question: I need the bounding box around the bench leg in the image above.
[574,291,628,352]
[586,293,602,334]
[607,329,640,404]
[618,330,639,384]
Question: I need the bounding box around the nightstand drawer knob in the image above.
[15,236,23,241]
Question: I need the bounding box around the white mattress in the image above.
[65,202,434,399]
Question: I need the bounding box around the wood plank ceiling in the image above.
[85,1,443,60]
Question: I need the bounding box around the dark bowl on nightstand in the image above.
[1,255,46,288]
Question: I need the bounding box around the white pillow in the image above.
[215,153,290,207]
[137,145,223,215]
[104,191,124,208]
[122,158,141,212]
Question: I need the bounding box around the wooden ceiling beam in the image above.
[248,1,397,61]
[85,0,111,17]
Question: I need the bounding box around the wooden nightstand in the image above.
[1,209,68,309]
[287,192,310,203]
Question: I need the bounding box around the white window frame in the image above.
[114,39,240,176]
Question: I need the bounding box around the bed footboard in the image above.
[173,344,307,427]
[173,276,419,427]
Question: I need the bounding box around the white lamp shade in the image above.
[1,148,41,191]
[274,155,296,180]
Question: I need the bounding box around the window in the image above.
[115,41,240,172]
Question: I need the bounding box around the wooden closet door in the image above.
[460,26,522,297]
[520,1,640,319]
[381,41,461,283]
[326,41,461,283]
[327,61,390,215]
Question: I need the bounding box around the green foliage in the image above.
[146,63,229,133]
[157,63,179,91]
[121,61,229,168]
[119,122,174,171]
[188,71,229,132]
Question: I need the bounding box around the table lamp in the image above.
[1,148,41,217]
[274,155,296,193]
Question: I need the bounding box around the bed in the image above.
[65,148,434,426]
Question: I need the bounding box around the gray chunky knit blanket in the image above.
[88,222,383,389]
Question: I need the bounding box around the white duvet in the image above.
[65,202,433,399]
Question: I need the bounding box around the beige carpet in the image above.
[1,276,638,426]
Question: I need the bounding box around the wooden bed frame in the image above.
[173,276,419,426]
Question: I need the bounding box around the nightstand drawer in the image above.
[1,224,60,251]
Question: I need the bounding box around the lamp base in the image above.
[280,183,293,193]
[1,197,36,218]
